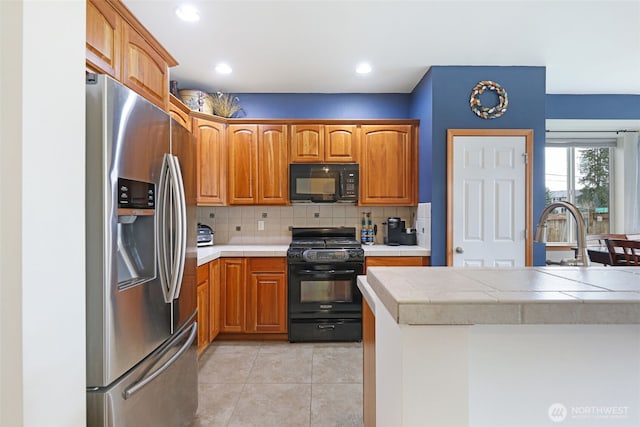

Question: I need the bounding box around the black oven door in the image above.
[288,262,363,317]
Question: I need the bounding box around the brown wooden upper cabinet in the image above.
[121,25,169,110]
[86,0,121,79]
[227,124,288,205]
[290,124,358,163]
[193,116,226,205]
[86,0,177,111]
[169,94,191,132]
[360,124,418,206]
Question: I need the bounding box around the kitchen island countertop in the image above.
[359,267,640,426]
[362,266,640,325]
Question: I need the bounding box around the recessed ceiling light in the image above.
[356,62,372,75]
[215,63,233,75]
[175,5,200,22]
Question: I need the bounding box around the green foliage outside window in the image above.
[577,148,609,210]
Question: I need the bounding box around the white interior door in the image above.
[449,134,528,267]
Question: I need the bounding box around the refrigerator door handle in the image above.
[156,154,172,303]
[123,321,197,400]
[168,155,187,300]
[165,154,186,302]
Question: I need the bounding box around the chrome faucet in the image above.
[534,201,590,266]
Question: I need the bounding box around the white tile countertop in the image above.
[359,266,640,325]
[197,244,430,266]
[197,245,290,265]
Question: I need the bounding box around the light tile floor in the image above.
[192,341,364,427]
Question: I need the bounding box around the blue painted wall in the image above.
[547,94,640,119]
[233,93,411,119]
[410,66,547,266]
[409,68,434,202]
[233,74,638,267]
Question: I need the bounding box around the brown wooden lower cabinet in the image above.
[208,259,221,342]
[195,259,224,357]
[246,258,287,333]
[220,257,287,335]
[220,258,247,333]
[362,298,376,427]
[362,255,429,422]
[364,255,429,272]
[196,263,210,356]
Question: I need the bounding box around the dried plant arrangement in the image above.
[210,92,242,118]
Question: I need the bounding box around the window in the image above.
[544,141,614,244]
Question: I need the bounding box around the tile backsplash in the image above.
[197,204,431,246]
[416,202,431,250]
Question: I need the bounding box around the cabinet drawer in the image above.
[364,256,428,272]
[248,257,286,272]
[197,263,209,283]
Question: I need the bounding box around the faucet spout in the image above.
[534,201,590,266]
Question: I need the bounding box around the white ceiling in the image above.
[123,0,640,95]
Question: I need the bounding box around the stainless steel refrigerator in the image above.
[85,74,197,426]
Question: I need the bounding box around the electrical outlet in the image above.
[209,212,215,219]
[235,225,241,231]
[258,220,265,231]
[314,212,320,218]
[262,212,268,218]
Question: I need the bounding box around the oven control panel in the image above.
[287,248,365,263]
[304,249,349,262]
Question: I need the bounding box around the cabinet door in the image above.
[245,258,287,333]
[360,125,417,205]
[290,125,324,163]
[228,125,258,205]
[169,94,191,132]
[193,118,226,205]
[220,258,246,333]
[86,0,121,79]
[121,24,169,110]
[196,264,210,356]
[209,259,221,342]
[325,125,359,163]
[258,125,288,205]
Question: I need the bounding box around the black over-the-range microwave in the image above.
[289,163,359,203]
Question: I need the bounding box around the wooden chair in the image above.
[586,234,626,265]
[605,239,640,266]
[587,234,626,248]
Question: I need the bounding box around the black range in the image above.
[287,227,364,342]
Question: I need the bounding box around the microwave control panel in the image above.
[341,171,358,198]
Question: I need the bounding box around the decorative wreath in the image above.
[469,80,508,119]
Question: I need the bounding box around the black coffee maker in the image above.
[383,217,403,245]
[383,217,417,246]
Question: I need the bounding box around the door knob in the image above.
[455,247,464,254]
